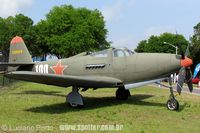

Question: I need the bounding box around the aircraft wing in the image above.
[124,77,168,90]
[5,71,122,88]
[0,62,34,67]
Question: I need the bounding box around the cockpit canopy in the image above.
[113,48,134,57]
[91,47,134,57]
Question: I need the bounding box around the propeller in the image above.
[177,67,186,93]
[176,44,193,94]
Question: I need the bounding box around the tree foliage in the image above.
[135,33,188,54]
[190,23,200,68]
[34,5,109,58]
[0,5,109,58]
[0,14,35,55]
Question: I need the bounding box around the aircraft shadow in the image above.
[13,90,66,97]
[23,92,172,114]
[14,90,186,113]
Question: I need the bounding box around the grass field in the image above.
[0,82,200,133]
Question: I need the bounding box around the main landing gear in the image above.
[166,77,179,111]
[66,86,83,108]
[67,86,131,108]
[116,86,131,100]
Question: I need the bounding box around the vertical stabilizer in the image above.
[9,36,33,63]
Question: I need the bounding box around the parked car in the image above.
[192,77,200,84]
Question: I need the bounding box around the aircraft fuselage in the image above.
[32,48,180,86]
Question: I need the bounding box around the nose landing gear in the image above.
[166,77,179,111]
[167,98,179,111]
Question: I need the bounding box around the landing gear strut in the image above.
[116,86,130,100]
[166,77,179,111]
[66,86,83,108]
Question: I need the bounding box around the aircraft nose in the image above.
[180,57,193,67]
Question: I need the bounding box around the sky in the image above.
[0,0,200,50]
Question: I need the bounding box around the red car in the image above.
[192,77,200,84]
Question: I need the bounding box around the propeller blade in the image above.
[187,80,193,92]
[185,44,190,57]
[185,68,193,92]
[177,67,186,94]
[185,68,192,80]
[177,43,185,59]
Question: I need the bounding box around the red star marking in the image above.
[50,60,67,75]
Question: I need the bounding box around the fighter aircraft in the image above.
[1,36,193,111]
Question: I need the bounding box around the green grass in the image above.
[0,82,200,133]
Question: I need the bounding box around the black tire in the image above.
[166,98,179,111]
[116,88,129,100]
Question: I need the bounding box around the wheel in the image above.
[66,86,84,109]
[166,98,179,111]
[116,88,130,100]
[68,102,83,109]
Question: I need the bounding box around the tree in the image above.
[33,20,50,56]
[0,14,35,58]
[35,5,110,58]
[135,33,188,54]
[190,23,200,69]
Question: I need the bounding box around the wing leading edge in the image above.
[124,77,168,90]
[5,71,122,88]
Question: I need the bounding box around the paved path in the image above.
[152,84,200,96]
[181,86,200,95]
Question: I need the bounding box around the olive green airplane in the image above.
[1,36,193,111]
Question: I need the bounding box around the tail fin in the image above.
[9,36,33,63]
